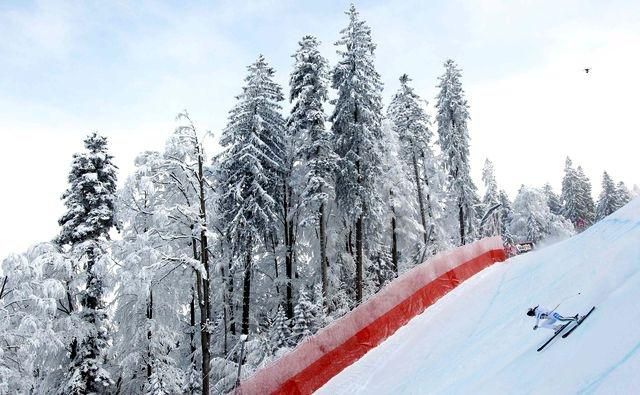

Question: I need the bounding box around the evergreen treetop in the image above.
[58,132,118,247]
[388,73,432,158]
[615,181,631,209]
[543,183,562,216]
[436,59,471,178]
[331,3,385,221]
[596,171,617,220]
[218,55,286,247]
[435,59,478,244]
[289,35,336,214]
[481,159,499,207]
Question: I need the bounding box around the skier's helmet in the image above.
[526,307,537,316]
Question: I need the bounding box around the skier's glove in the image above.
[533,325,538,330]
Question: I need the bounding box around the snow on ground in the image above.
[319,198,640,394]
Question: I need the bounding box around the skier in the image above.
[527,306,579,333]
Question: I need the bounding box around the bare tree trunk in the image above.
[271,234,280,297]
[319,202,328,308]
[227,258,236,336]
[421,155,435,220]
[220,267,228,356]
[345,231,349,253]
[242,237,252,335]
[459,202,465,246]
[391,210,398,276]
[283,183,295,320]
[355,214,363,304]
[68,281,77,359]
[217,238,229,355]
[197,150,211,395]
[66,278,76,364]
[190,288,197,366]
[146,290,153,380]
[0,276,7,299]
[412,152,429,246]
[190,237,199,369]
[288,212,295,282]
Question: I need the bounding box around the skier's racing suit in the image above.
[532,306,576,332]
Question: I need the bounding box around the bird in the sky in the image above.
[584,68,591,74]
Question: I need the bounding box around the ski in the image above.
[562,306,596,339]
[536,321,572,352]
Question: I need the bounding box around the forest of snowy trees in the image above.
[0,5,634,394]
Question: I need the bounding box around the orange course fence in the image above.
[237,236,507,395]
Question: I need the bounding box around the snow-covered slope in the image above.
[319,198,640,394]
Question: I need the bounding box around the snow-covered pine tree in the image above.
[561,157,581,226]
[481,159,499,207]
[435,59,479,245]
[331,4,385,304]
[562,159,595,230]
[218,55,286,336]
[420,147,451,253]
[575,166,595,228]
[57,132,117,394]
[480,159,500,236]
[596,171,618,221]
[509,186,574,244]
[289,35,335,307]
[614,181,631,210]
[387,74,437,253]
[145,322,186,395]
[291,289,315,343]
[113,150,189,394]
[498,190,515,243]
[269,305,291,351]
[373,134,398,282]
[376,118,424,276]
[378,132,397,276]
[57,132,118,247]
[0,244,69,393]
[310,283,327,330]
[542,183,562,216]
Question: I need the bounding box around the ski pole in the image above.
[550,292,581,314]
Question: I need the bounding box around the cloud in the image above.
[0,0,79,66]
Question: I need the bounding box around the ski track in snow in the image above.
[578,260,640,394]
[319,199,640,395]
[579,337,640,394]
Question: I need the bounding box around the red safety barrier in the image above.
[236,237,506,395]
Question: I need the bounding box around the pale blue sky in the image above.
[1,0,639,258]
